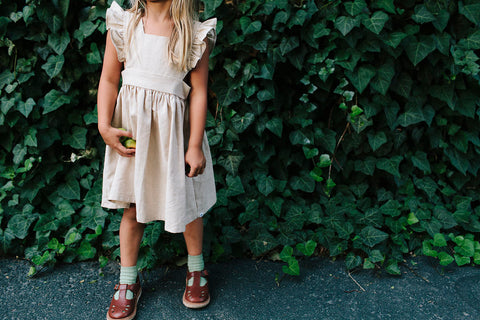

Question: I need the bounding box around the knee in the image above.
[122,207,141,224]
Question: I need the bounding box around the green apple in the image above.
[118,128,129,144]
[124,138,136,149]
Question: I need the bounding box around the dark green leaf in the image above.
[367,131,387,151]
[43,89,72,114]
[360,226,389,247]
[362,11,389,34]
[7,214,36,239]
[334,16,358,36]
[48,31,70,55]
[345,65,376,93]
[256,174,275,196]
[404,36,436,66]
[63,126,87,149]
[376,156,403,178]
[459,3,480,25]
[411,5,436,24]
[344,0,367,16]
[226,175,245,197]
[58,177,81,200]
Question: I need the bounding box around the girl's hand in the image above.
[99,124,136,157]
[185,146,206,177]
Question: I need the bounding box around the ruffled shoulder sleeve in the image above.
[188,18,217,70]
[106,1,128,62]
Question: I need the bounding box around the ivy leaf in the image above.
[12,144,27,165]
[7,214,36,239]
[0,229,15,253]
[58,177,81,200]
[239,17,262,35]
[367,131,387,151]
[218,154,244,175]
[370,60,395,95]
[202,0,222,18]
[380,199,401,217]
[411,5,436,24]
[231,113,255,133]
[290,174,315,193]
[345,252,362,269]
[24,127,37,147]
[56,200,76,219]
[383,32,407,48]
[404,36,436,66]
[374,0,396,14]
[63,126,87,149]
[334,16,358,36]
[296,240,317,256]
[438,252,454,266]
[41,54,64,78]
[459,2,480,25]
[414,177,438,198]
[376,156,403,178]
[411,151,431,174]
[214,84,241,107]
[454,254,471,266]
[433,233,447,247]
[43,89,72,114]
[224,60,242,78]
[345,65,376,93]
[265,117,283,137]
[288,9,308,28]
[0,70,14,90]
[226,175,245,197]
[397,106,425,127]
[461,30,480,50]
[266,197,284,217]
[17,98,35,118]
[444,148,469,175]
[86,42,102,65]
[344,0,367,16]
[249,232,277,256]
[385,260,401,275]
[64,227,82,246]
[80,204,109,230]
[279,36,299,56]
[48,31,70,55]
[362,11,389,35]
[282,257,300,276]
[256,174,275,196]
[77,240,96,261]
[360,226,389,247]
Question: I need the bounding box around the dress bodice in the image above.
[106,1,216,99]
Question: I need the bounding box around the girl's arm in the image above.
[97,31,135,157]
[185,44,210,177]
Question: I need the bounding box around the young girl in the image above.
[97,0,217,318]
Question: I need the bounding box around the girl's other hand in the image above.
[185,146,206,177]
[99,124,136,157]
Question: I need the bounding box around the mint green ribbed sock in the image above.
[188,254,207,286]
[114,265,137,300]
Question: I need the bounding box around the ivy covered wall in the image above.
[1,0,479,276]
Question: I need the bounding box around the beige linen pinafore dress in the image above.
[101,2,217,233]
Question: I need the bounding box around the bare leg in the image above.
[119,205,145,267]
[183,217,203,255]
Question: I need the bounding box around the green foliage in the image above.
[1,0,480,277]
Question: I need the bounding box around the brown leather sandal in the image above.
[106,277,142,320]
[182,269,210,309]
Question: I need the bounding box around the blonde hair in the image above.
[126,0,197,71]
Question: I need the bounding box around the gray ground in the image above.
[1,255,479,320]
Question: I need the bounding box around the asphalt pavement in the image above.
[1,255,479,320]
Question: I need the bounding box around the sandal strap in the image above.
[184,269,209,304]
